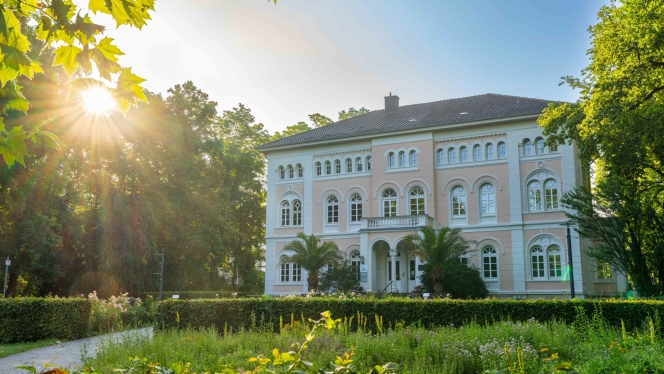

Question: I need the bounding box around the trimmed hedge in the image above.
[155,298,664,334]
[0,298,92,343]
[141,291,247,300]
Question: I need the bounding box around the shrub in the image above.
[419,262,489,299]
[0,298,91,343]
[140,290,247,300]
[318,262,362,294]
[155,297,664,336]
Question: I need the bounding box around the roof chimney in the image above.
[384,92,399,113]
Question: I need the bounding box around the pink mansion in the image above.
[258,94,626,298]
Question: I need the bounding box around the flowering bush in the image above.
[87,291,151,333]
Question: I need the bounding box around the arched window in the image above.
[296,164,303,178]
[523,139,532,156]
[398,151,406,167]
[451,186,466,217]
[448,148,456,163]
[409,186,425,215]
[480,184,496,216]
[531,244,562,279]
[350,251,361,277]
[287,165,294,179]
[486,143,494,160]
[498,142,506,158]
[280,200,290,226]
[548,245,562,278]
[482,246,498,279]
[278,166,285,180]
[346,158,353,173]
[280,255,301,283]
[334,159,341,174]
[535,138,545,154]
[387,153,395,168]
[409,150,417,166]
[356,157,363,172]
[544,179,559,210]
[349,194,363,223]
[326,196,339,224]
[315,162,321,176]
[531,246,545,278]
[528,181,542,211]
[460,146,468,162]
[366,156,372,171]
[437,149,445,165]
[473,145,481,161]
[292,199,302,226]
[325,161,332,175]
[382,188,397,217]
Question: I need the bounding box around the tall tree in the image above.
[338,107,370,121]
[282,233,341,292]
[404,226,471,295]
[538,0,664,295]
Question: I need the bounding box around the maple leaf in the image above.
[54,45,83,76]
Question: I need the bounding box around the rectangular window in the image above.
[410,152,417,166]
[335,162,341,174]
[545,189,559,209]
[483,257,497,278]
[326,163,331,175]
[281,208,290,226]
[383,200,397,217]
[532,255,545,278]
[452,196,466,216]
[292,263,301,282]
[366,157,372,171]
[289,168,294,178]
[327,204,338,223]
[486,146,494,159]
[298,167,303,178]
[481,193,496,215]
[410,197,425,215]
[351,203,363,222]
[549,254,562,277]
[597,261,612,279]
[529,190,542,211]
[280,263,290,282]
[293,210,301,226]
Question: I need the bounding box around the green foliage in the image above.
[283,233,342,292]
[537,0,664,295]
[0,0,157,167]
[155,298,664,338]
[89,303,664,373]
[318,261,361,294]
[338,107,370,121]
[0,298,91,343]
[404,226,471,295]
[419,262,488,299]
[140,290,248,299]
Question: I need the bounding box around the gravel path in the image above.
[0,328,152,374]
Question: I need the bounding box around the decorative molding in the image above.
[344,186,369,201]
[441,177,471,195]
[373,181,403,199]
[435,133,506,144]
[402,179,432,196]
[318,188,344,204]
[470,175,503,193]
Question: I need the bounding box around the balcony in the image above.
[360,214,434,231]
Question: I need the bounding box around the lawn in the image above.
[0,339,61,359]
[86,309,664,373]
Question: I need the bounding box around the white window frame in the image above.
[292,199,302,226]
[486,143,494,160]
[356,157,363,172]
[382,188,397,217]
[451,186,467,217]
[280,200,290,227]
[528,181,543,211]
[479,183,496,217]
[523,139,533,156]
[387,153,395,168]
[409,150,417,166]
[398,151,406,167]
[526,174,561,212]
[315,162,321,176]
[346,158,353,173]
[279,255,302,284]
[473,145,481,161]
[349,194,363,223]
[326,195,339,224]
[460,146,468,162]
[278,166,285,180]
[334,159,341,174]
[498,142,506,158]
[482,246,498,279]
[366,156,372,171]
[296,164,303,178]
[287,165,294,179]
[544,179,560,210]
[596,260,613,280]
[437,149,445,165]
[408,186,425,215]
[448,148,456,163]
[325,161,332,175]
[530,243,563,280]
[535,137,545,155]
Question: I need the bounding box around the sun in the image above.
[80,87,115,114]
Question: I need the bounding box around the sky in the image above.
[91,0,608,135]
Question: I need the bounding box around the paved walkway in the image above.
[0,328,152,374]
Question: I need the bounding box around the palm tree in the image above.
[282,233,342,292]
[404,226,471,296]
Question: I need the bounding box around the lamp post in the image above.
[154,249,164,300]
[564,223,575,299]
[3,257,10,298]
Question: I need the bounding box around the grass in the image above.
[0,339,62,358]
[86,308,664,373]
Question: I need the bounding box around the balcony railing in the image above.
[360,214,433,231]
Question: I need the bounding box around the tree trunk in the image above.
[307,271,318,292]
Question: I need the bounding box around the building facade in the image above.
[258,94,626,298]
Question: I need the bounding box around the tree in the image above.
[270,122,311,141]
[338,107,370,121]
[282,232,341,292]
[404,226,471,295]
[0,0,156,167]
[318,261,361,294]
[308,113,332,128]
[538,0,664,295]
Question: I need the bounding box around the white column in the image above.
[389,249,398,293]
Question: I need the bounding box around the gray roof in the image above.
[258,93,551,150]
